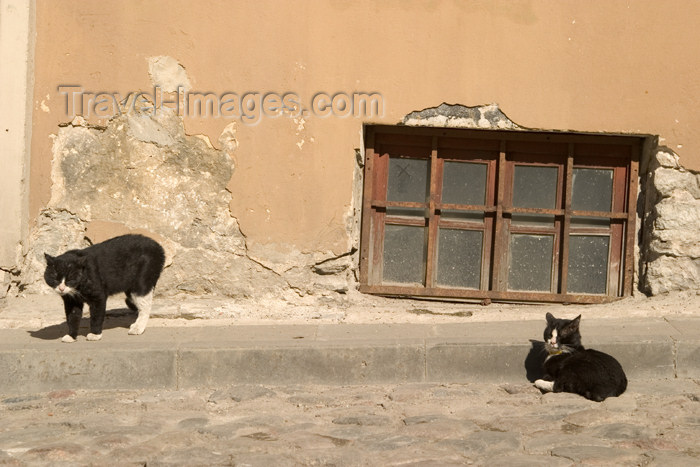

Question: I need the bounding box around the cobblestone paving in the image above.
[1,379,699,466]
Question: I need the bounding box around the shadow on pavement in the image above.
[28,308,136,340]
[524,339,546,382]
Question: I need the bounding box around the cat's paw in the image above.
[61,334,76,343]
[86,333,102,341]
[128,323,146,335]
[534,379,554,392]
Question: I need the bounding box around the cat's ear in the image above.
[44,253,54,264]
[545,312,555,325]
[567,315,581,333]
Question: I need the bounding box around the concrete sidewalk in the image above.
[1,313,699,394]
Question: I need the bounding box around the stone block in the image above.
[590,341,675,380]
[654,199,700,231]
[0,347,177,393]
[178,343,426,387]
[654,167,700,198]
[655,150,681,169]
[676,340,700,378]
[426,341,532,383]
[645,256,700,295]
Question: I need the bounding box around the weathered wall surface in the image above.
[0,0,34,298]
[29,1,700,241]
[13,98,700,299]
[641,150,700,295]
[11,1,700,299]
[13,108,355,299]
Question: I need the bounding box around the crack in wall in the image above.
[312,248,356,272]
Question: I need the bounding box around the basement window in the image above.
[359,125,641,304]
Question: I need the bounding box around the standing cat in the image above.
[534,312,627,401]
[44,234,165,342]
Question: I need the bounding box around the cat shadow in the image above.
[28,308,137,340]
[524,339,547,382]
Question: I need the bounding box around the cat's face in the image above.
[44,253,85,297]
[543,312,582,355]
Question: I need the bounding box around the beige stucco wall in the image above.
[29,0,700,261]
[0,0,34,276]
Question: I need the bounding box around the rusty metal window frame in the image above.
[359,125,641,304]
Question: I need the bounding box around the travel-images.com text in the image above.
[58,86,385,125]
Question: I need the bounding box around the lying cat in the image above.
[534,312,627,401]
[44,234,165,342]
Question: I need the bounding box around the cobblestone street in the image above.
[1,379,699,466]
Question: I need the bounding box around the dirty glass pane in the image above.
[512,165,558,209]
[567,235,609,294]
[387,157,430,203]
[512,165,558,226]
[437,229,483,289]
[508,234,553,292]
[383,224,426,285]
[442,161,487,206]
[572,168,613,211]
[571,168,613,228]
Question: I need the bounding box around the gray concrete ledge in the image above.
[0,319,698,394]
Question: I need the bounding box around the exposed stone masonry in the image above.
[11,107,352,299]
[403,102,522,129]
[641,148,700,294]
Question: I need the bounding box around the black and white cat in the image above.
[534,312,627,401]
[44,234,165,343]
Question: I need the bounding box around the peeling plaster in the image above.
[218,122,239,156]
[147,56,192,92]
[403,103,522,130]
[15,105,356,301]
